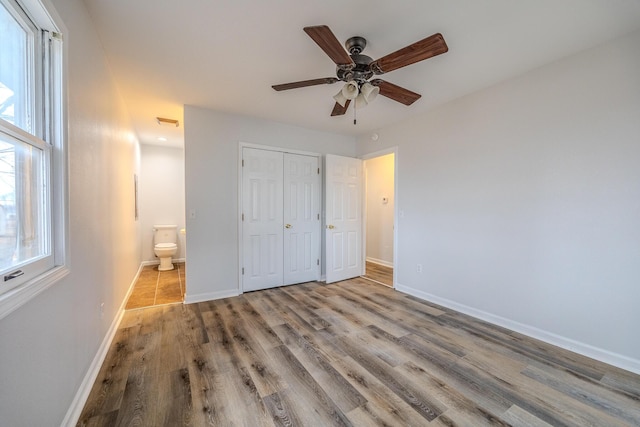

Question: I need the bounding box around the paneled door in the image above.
[242,148,284,292]
[242,147,320,292]
[325,154,363,283]
[283,153,320,285]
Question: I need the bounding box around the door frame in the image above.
[361,146,398,288]
[237,142,322,293]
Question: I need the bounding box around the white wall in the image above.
[365,153,394,266]
[357,30,640,372]
[140,144,186,262]
[0,0,141,425]
[184,107,356,302]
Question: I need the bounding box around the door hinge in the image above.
[242,213,244,221]
[317,167,320,174]
[242,268,244,275]
[317,259,320,266]
[317,213,320,220]
[242,159,245,167]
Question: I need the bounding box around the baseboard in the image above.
[61,264,143,427]
[365,257,394,268]
[184,289,240,304]
[395,282,640,376]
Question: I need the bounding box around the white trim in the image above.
[0,0,69,318]
[237,143,244,293]
[237,142,322,294]
[239,141,322,158]
[365,257,394,268]
[0,266,69,320]
[395,282,640,375]
[60,263,143,427]
[184,289,240,304]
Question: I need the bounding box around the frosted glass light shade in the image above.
[341,80,359,100]
[333,90,348,107]
[360,82,379,103]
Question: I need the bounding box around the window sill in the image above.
[0,266,70,320]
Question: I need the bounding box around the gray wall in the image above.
[0,0,142,424]
[357,30,640,371]
[184,107,356,302]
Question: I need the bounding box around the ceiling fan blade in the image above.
[304,25,354,66]
[272,77,338,91]
[371,79,421,105]
[370,33,448,75]
[331,99,351,116]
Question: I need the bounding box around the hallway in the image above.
[125,263,185,309]
[362,261,393,287]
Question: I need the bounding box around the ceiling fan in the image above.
[272,25,448,120]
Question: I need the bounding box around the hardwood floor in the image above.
[125,262,185,310]
[79,278,640,426]
[363,261,393,287]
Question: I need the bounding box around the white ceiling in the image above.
[82,0,640,148]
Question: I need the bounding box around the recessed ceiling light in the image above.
[157,137,167,142]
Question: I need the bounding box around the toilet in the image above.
[153,225,178,271]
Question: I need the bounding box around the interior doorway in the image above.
[363,150,396,287]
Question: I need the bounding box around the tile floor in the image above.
[125,262,185,310]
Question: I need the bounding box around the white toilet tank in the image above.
[153,224,178,244]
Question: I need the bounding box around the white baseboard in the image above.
[61,264,143,427]
[184,289,240,304]
[395,282,640,376]
[365,257,394,268]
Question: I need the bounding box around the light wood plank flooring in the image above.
[79,278,640,426]
[125,262,185,310]
[363,261,393,287]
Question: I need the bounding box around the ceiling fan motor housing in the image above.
[337,36,374,83]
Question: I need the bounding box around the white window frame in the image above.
[0,0,68,320]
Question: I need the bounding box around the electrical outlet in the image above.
[416,264,423,273]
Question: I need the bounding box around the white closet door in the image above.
[325,154,363,283]
[242,148,284,292]
[283,153,320,285]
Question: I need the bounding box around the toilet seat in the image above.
[155,243,177,249]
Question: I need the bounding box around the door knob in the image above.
[285,224,292,229]
[327,224,335,229]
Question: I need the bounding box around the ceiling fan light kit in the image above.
[342,80,359,100]
[359,82,379,104]
[333,90,348,108]
[272,25,448,123]
[333,80,379,108]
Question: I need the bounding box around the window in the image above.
[0,0,66,316]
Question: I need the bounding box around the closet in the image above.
[241,147,321,292]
